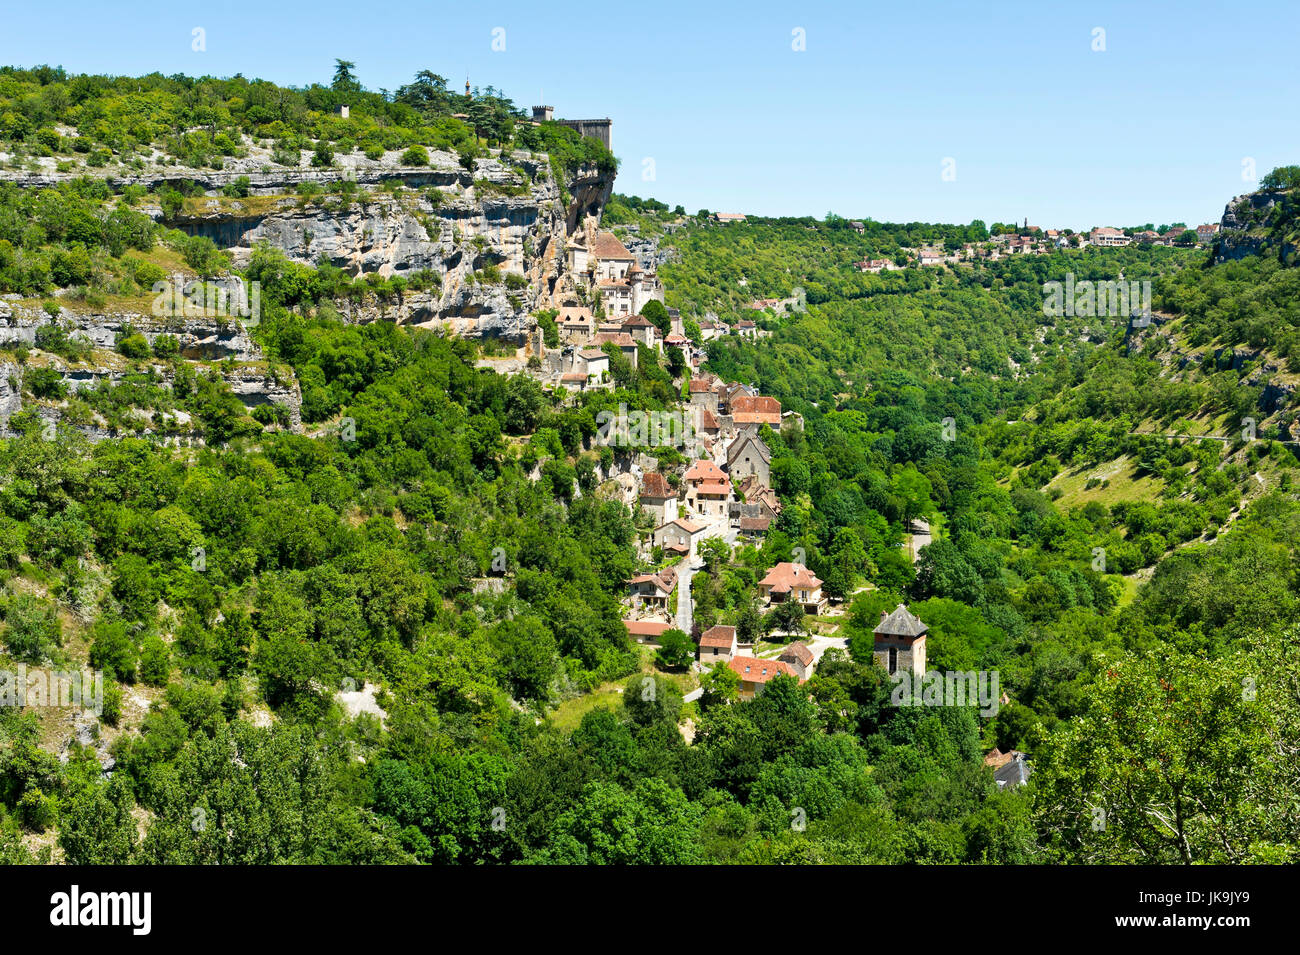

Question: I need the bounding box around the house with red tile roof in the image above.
[683,459,732,519]
[592,331,639,368]
[621,313,659,349]
[698,625,737,663]
[730,394,782,428]
[779,641,815,679]
[728,655,798,698]
[654,517,706,557]
[592,232,635,282]
[627,565,678,613]
[758,562,825,614]
[639,472,678,524]
[624,619,672,645]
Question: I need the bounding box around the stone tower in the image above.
[873,603,927,679]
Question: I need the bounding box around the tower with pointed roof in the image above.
[873,603,927,678]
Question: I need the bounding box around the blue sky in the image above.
[3,0,1296,228]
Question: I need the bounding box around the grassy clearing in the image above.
[1047,454,1166,509]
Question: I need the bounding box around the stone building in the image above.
[872,603,928,679]
[726,431,771,486]
[639,471,678,524]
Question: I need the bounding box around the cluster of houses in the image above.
[851,222,1223,273]
[537,230,778,391]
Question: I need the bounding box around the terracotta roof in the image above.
[780,641,814,666]
[759,562,823,593]
[640,472,674,500]
[621,314,655,328]
[727,655,796,683]
[629,566,675,588]
[738,516,771,532]
[559,306,593,323]
[693,480,730,496]
[624,620,671,637]
[689,378,714,394]
[683,459,727,482]
[730,395,781,416]
[874,603,928,638]
[658,517,704,534]
[664,334,690,345]
[699,625,736,649]
[734,412,782,426]
[698,407,720,431]
[592,232,634,260]
[578,348,608,361]
[560,372,588,382]
[592,332,637,348]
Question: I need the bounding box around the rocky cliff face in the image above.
[167,150,614,343]
[1215,188,1299,264]
[0,144,614,442]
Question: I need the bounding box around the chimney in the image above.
[880,610,888,623]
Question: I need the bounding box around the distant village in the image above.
[702,211,1222,274]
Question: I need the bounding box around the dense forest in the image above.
[0,65,1297,863]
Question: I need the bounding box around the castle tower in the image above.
[873,603,927,678]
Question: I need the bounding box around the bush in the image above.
[401,145,429,166]
[116,331,150,359]
[222,175,251,198]
[311,141,334,168]
[151,334,181,360]
[2,595,61,664]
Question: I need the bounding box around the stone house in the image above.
[627,565,677,613]
[872,603,928,678]
[731,398,782,429]
[698,624,737,664]
[689,379,720,414]
[682,458,731,520]
[558,306,594,343]
[726,431,771,486]
[621,313,659,349]
[592,232,636,282]
[727,655,798,699]
[779,641,815,680]
[758,562,826,614]
[639,471,678,524]
[654,517,706,558]
[598,279,634,318]
[591,331,639,369]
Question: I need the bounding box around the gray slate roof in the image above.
[874,603,928,638]
[994,755,1032,789]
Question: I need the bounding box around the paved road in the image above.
[908,518,931,563]
[676,561,695,634]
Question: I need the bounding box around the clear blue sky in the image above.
[3,0,1296,229]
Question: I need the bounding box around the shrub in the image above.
[401,145,429,166]
[2,595,61,664]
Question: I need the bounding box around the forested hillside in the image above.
[1,62,1297,865]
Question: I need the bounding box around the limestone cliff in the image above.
[1214,187,1299,264]
[164,150,616,342]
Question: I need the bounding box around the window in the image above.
[888,647,898,675]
